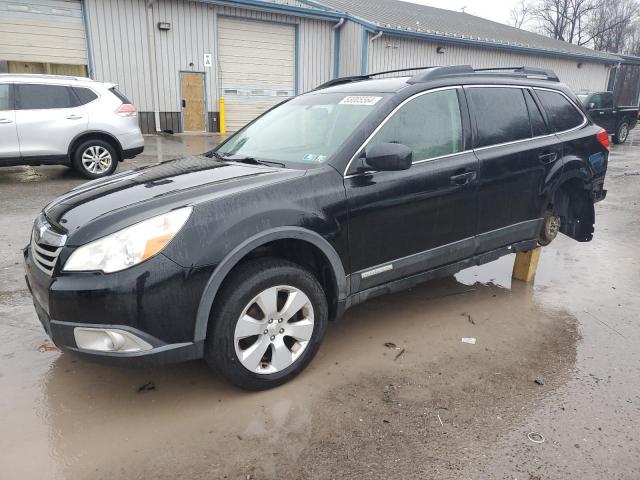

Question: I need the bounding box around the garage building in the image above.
[0,0,632,133]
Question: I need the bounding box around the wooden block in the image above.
[512,247,542,283]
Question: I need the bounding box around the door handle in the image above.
[182,99,186,108]
[538,152,558,164]
[0,118,13,124]
[450,171,476,185]
[599,111,605,115]
[66,115,83,120]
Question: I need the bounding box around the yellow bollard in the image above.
[512,247,541,283]
[219,96,226,134]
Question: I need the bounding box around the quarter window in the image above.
[0,84,10,110]
[535,89,584,132]
[368,89,463,161]
[73,87,98,105]
[467,87,531,147]
[16,84,76,110]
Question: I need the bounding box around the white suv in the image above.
[0,74,144,179]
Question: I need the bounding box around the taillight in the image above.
[116,103,137,117]
[596,129,609,150]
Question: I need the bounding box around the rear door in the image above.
[345,87,479,291]
[15,83,88,158]
[466,86,553,251]
[0,83,20,161]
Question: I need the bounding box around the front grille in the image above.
[31,232,62,275]
[30,214,66,276]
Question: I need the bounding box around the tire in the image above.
[204,258,328,390]
[613,121,629,144]
[537,211,561,246]
[72,139,119,179]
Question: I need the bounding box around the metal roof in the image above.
[311,0,621,63]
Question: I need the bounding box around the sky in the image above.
[406,0,520,26]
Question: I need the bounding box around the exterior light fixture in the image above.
[436,46,446,54]
[157,21,171,30]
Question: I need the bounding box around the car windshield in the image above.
[215,92,389,167]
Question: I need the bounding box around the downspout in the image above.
[370,30,383,42]
[332,18,345,79]
[145,0,162,133]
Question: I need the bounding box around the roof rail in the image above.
[315,64,560,91]
[473,66,560,81]
[314,66,441,90]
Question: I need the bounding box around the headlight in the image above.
[63,207,192,273]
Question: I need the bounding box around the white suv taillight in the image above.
[116,103,137,117]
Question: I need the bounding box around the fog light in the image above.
[74,328,153,352]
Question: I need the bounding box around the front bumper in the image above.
[23,244,209,366]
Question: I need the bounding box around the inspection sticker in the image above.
[339,95,382,106]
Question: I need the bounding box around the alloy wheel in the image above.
[234,285,314,374]
[81,146,113,174]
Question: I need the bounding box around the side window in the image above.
[467,87,531,147]
[601,92,614,109]
[535,89,584,133]
[16,84,76,110]
[73,87,98,105]
[0,84,10,111]
[525,90,548,137]
[368,89,463,161]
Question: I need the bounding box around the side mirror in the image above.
[587,102,596,110]
[364,142,412,171]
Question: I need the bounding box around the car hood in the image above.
[44,156,305,245]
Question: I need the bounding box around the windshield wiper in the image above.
[229,156,286,168]
[207,151,226,161]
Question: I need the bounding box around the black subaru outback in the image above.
[24,65,609,390]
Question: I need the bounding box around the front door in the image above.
[0,84,20,162]
[180,72,206,132]
[345,87,479,292]
[587,92,615,132]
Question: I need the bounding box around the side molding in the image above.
[193,227,348,343]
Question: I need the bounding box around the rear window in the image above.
[73,87,98,105]
[109,87,131,104]
[467,87,531,147]
[0,84,10,110]
[16,84,76,110]
[535,89,584,132]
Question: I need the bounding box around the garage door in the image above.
[0,0,87,69]
[218,17,295,131]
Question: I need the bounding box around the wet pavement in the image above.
[1,133,639,479]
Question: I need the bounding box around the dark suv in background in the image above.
[577,90,638,144]
[24,65,609,390]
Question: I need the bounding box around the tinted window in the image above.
[467,87,531,147]
[109,87,131,104]
[368,89,463,161]
[0,84,10,110]
[591,92,613,109]
[17,84,76,110]
[73,87,98,105]
[525,90,547,137]
[535,89,584,132]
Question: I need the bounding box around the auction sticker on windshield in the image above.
[339,96,382,106]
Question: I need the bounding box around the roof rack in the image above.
[314,66,441,90]
[315,64,560,91]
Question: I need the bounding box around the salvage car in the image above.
[0,74,143,178]
[24,65,609,390]
[577,90,638,144]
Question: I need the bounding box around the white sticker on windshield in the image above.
[339,95,382,106]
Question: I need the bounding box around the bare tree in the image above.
[512,0,640,54]
[510,0,532,29]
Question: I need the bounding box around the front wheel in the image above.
[613,122,629,144]
[205,258,328,390]
[72,139,119,179]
